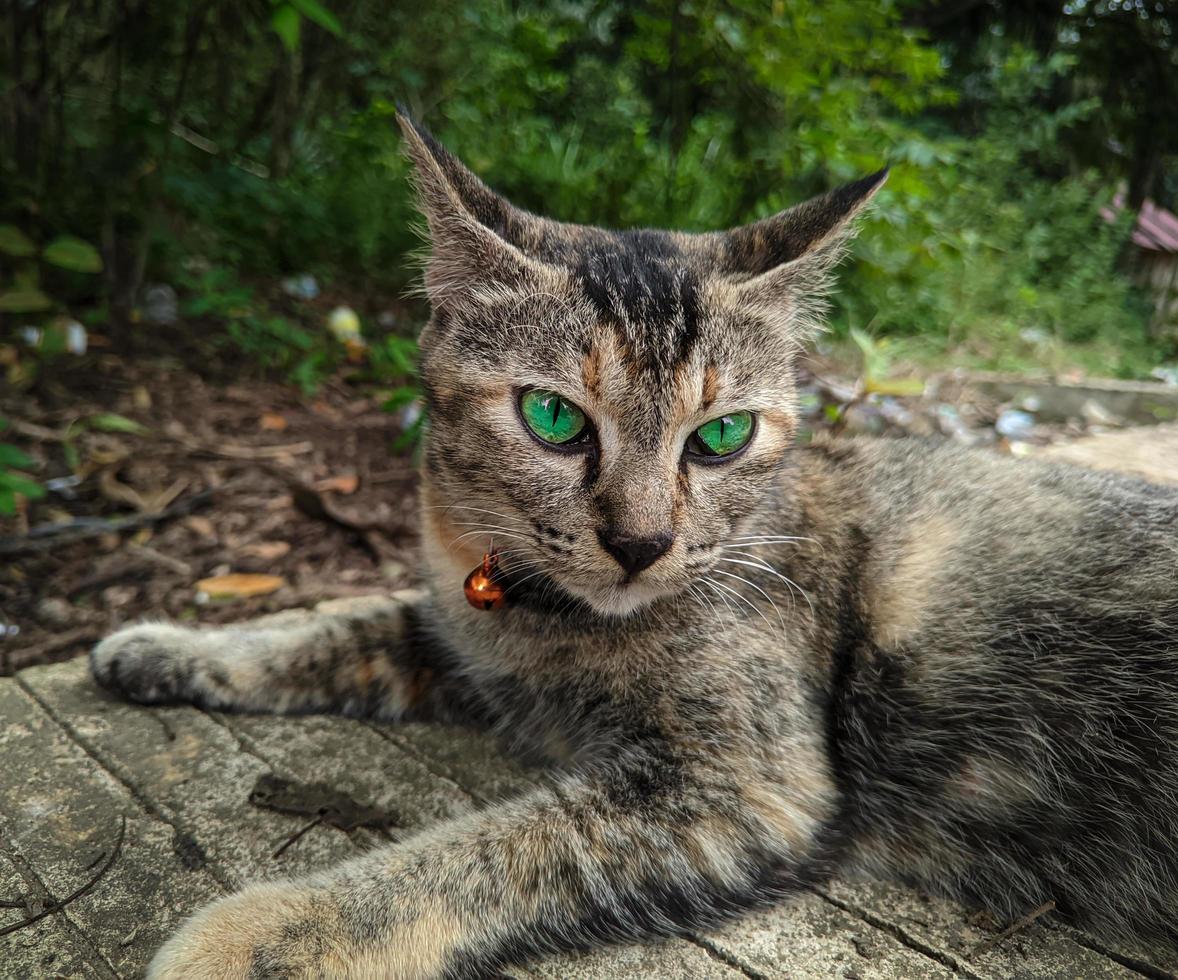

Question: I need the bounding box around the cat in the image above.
[90,114,1178,978]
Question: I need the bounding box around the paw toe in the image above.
[91,626,197,704]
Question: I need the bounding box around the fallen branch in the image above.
[0,490,215,556]
[175,437,314,460]
[0,817,125,939]
[3,626,101,675]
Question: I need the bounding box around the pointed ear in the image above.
[722,169,888,310]
[396,112,542,307]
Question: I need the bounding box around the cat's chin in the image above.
[565,579,669,619]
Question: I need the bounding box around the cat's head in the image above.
[400,114,884,618]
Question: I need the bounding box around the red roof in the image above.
[1101,191,1178,252]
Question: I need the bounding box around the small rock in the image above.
[103,585,138,609]
[142,284,178,325]
[63,319,87,354]
[377,310,398,329]
[281,274,320,300]
[842,402,886,435]
[936,404,979,444]
[995,409,1035,440]
[35,597,73,628]
[1018,395,1042,413]
[877,397,914,429]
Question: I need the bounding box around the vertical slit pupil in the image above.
[551,396,562,428]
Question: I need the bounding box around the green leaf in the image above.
[381,386,420,412]
[288,0,342,35]
[0,471,45,500]
[271,4,301,51]
[87,413,149,434]
[0,444,35,469]
[42,236,103,273]
[0,224,36,258]
[0,285,53,313]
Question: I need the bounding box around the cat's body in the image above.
[90,118,1178,977]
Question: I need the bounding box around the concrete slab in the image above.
[1040,421,1178,485]
[0,680,224,977]
[0,845,113,979]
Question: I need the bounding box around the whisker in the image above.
[424,504,531,528]
[687,582,723,622]
[717,555,815,618]
[711,568,787,633]
[702,576,773,630]
[447,530,529,549]
[449,521,533,536]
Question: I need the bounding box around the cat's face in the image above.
[402,116,884,617]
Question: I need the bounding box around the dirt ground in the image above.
[2,354,419,674]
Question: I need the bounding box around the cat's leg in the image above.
[90,591,477,723]
[145,737,836,978]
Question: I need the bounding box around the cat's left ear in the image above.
[720,169,888,309]
[396,112,547,307]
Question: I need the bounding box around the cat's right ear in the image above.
[396,112,543,307]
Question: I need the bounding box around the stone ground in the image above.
[3,424,1178,979]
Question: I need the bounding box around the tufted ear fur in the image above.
[396,112,547,308]
[721,169,888,324]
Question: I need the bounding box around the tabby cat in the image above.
[91,115,1178,978]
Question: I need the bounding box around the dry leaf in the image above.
[239,541,291,561]
[195,573,286,599]
[315,473,359,495]
[184,515,217,539]
[260,412,288,431]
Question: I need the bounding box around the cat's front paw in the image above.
[91,623,209,706]
[148,882,332,979]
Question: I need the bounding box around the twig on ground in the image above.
[3,626,102,675]
[272,814,326,859]
[0,490,215,556]
[967,900,1056,959]
[125,541,193,576]
[175,437,314,460]
[0,817,126,939]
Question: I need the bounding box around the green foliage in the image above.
[42,237,103,274]
[178,266,335,391]
[841,46,1154,374]
[0,420,44,515]
[0,227,103,314]
[1,0,1172,398]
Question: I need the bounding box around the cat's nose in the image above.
[597,528,674,576]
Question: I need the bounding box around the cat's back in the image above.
[796,435,1178,943]
[796,433,1177,612]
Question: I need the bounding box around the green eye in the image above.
[689,411,755,459]
[520,389,588,445]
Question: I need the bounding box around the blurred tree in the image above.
[911,0,1178,208]
[0,0,1168,373]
